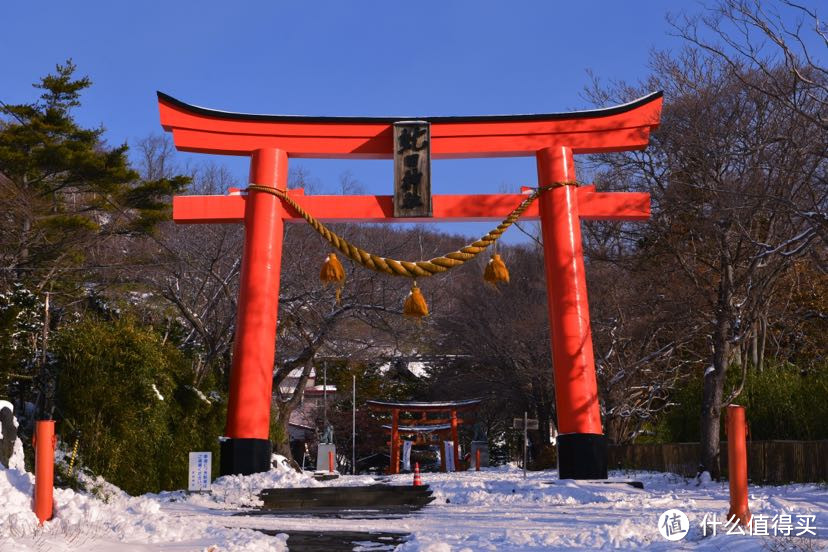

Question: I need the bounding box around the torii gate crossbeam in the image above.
[158,91,662,478]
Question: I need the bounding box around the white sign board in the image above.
[513,418,539,430]
[188,451,212,491]
[444,441,455,472]
[402,440,412,471]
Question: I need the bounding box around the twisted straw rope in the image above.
[247,183,574,279]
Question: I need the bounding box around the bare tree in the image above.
[431,243,557,455]
[132,138,443,460]
[131,137,242,385]
[671,0,828,256]
[586,255,703,444]
[269,222,451,458]
[587,46,824,476]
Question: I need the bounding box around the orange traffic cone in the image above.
[413,462,423,486]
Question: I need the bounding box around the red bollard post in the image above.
[33,420,56,524]
[476,449,481,471]
[328,450,334,474]
[726,405,751,526]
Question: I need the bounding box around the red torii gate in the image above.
[158,91,663,478]
[367,398,483,474]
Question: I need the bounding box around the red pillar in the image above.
[726,405,751,525]
[450,409,460,471]
[390,409,400,474]
[221,148,287,476]
[536,146,607,479]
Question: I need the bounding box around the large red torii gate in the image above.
[158,91,663,478]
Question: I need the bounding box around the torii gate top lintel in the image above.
[157,90,662,159]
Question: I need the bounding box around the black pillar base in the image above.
[220,438,272,476]
[557,433,608,479]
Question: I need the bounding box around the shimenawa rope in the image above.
[246,182,575,279]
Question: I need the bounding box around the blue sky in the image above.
[0,1,769,241]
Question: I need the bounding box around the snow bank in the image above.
[0,409,289,552]
[168,454,322,510]
[428,473,609,507]
[367,467,827,551]
[0,465,289,551]
[3,421,825,552]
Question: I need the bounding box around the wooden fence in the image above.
[608,441,828,484]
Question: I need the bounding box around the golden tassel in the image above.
[403,283,429,319]
[320,253,346,303]
[483,253,510,286]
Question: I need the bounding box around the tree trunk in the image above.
[758,316,767,373]
[270,404,293,461]
[535,403,551,457]
[536,381,552,450]
[18,214,31,280]
[699,359,726,479]
[700,258,733,479]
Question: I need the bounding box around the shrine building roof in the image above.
[366,398,483,412]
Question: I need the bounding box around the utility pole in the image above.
[323,361,327,427]
[523,411,528,480]
[36,292,51,420]
[41,292,50,372]
[352,374,356,475]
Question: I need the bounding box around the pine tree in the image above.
[0,61,190,418]
[0,60,189,292]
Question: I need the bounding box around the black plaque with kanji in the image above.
[393,121,432,218]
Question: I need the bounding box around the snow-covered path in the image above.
[159,467,827,551]
[3,459,826,551]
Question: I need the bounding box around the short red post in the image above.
[328,450,334,474]
[726,405,751,526]
[33,420,56,524]
[475,449,481,471]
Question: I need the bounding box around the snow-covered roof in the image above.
[407,362,429,378]
[288,422,314,431]
[377,359,431,378]
[381,423,452,432]
[285,367,315,379]
[366,398,483,411]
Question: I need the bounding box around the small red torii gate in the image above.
[158,91,663,478]
[367,398,483,474]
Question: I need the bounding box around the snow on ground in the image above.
[158,455,326,510]
[1,435,826,551]
[196,466,826,551]
[0,410,291,552]
[0,459,290,552]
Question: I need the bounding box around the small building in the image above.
[277,367,337,462]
